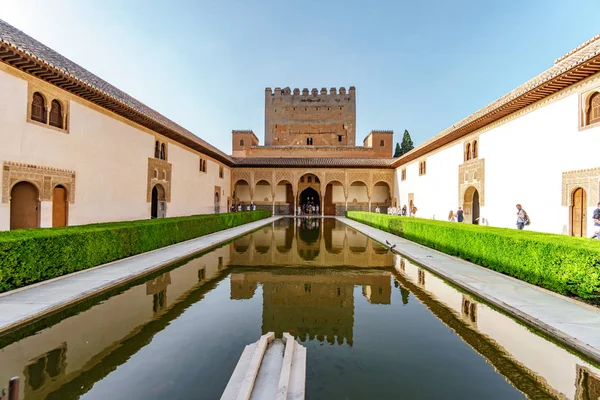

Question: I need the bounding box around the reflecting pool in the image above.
[0,218,599,399]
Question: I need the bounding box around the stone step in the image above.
[221,332,306,400]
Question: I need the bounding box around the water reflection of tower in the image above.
[230,270,392,346]
[261,279,355,345]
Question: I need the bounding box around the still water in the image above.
[1,218,599,399]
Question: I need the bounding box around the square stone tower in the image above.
[264,87,356,146]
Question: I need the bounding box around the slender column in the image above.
[272,196,276,215]
[368,199,372,212]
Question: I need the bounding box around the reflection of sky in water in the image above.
[0,219,598,400]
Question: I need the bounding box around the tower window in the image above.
[380,140,385,147]
[338,135,343,142]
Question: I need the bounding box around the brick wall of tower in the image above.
[264,87,356,146]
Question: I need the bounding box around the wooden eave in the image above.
[391,54,600,168]
[0,43,234,166]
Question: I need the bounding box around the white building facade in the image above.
[394,35,600,237]
[0,21,232,231]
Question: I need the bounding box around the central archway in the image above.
[299,187,320,215]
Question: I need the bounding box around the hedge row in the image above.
[0,211,271,293]
[347,211,600,301]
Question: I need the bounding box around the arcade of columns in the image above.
[231,168,395,215]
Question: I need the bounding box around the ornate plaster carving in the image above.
[2,161,76,204]
[147,158,172,203]
[458,158,485,207]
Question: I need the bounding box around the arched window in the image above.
[155,141,160,158]
[379,140,385,147]
[240,139,245,147]
[465,143,471,161]
[589,92,600,125]
[472,140,478,159]
[160,143,166,160]
[153,169,158,179]
[162,170,167,180]
[31,92,46,123]
[49,100,63,128]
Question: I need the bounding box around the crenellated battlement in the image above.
[264,85,357,146]
[265,86,356,100]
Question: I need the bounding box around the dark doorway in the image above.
[10,181,39,230]
[299,187,320,215]
[151,184,166,219]
[472,189,480,225]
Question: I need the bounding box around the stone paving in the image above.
[0,216,280,335]
[339,217,600,364]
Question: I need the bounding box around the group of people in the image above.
[386,204,418,217]
[230,203,256,212]
[447,207,465,222]
[298,202,319,215]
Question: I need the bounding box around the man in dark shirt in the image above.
[592,202,600,239]
[457,206,464,223]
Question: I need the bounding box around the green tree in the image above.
[399,129,414,156]
[393,142,401,157]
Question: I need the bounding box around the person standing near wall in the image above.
[516,204,526,230]
[592,202,600,239]
[456,207,464,223]
[448,210,456,222]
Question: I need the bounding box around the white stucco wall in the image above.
[0,67,230,230]
[395,74,600,236]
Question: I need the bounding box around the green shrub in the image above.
[347,211,600,301]
[0,211,271,293]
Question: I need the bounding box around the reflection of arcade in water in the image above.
[230,218,393,267]
[230,269,392,346]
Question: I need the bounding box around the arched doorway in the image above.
[233,179,251,207]
[463,186,480,224]
[571,187,587,237]
[372,181,391,213]
[324,181,344,215]
[214,191,220,214]
[275,180,294,215]
[299,187,320,215]
[151,184,166,218]
[10,181,40,230]
[52,185,68,227]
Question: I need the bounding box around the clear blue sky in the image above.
[3,0,599,154]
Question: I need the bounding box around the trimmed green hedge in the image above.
[0,211,271,293]
[347,211,600,301]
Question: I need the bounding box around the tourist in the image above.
[516,204,526,230]
[401,205,407,216]
[252,204,256,211]
[456,206,464,223]
[237,204,242,212]
[375,206,380,213]
[411,205,418,217]
[448,210,456,222]
[316,204,320,214]
[592,202,600,239]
